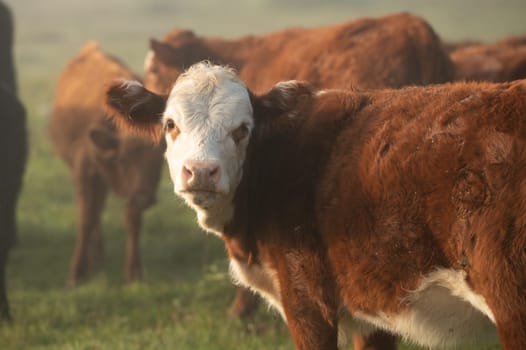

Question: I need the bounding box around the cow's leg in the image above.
[277,253,339,350]
[0,194,16,322]
[87,217,104,271]
[69,170,107,287]
[469,241,526,349]
[487,280,526,350]
[123,202,142,283]
[0,241,10,322]
[352,331,397,350]
[280,281,338,350]
[495,314,526,350]
[229,286,260,319]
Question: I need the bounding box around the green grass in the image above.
[1,0,521,348]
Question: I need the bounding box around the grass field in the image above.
[1,0,524,348]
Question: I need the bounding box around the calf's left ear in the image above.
[105,80,167,141]
[250,80,313,129]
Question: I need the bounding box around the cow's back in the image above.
[146,13,454,95]
[450,37,526,82]
[49,42,137,165]
[239,13,454,92]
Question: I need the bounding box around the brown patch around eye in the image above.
[232,124,249,144]
[164,118,180,141]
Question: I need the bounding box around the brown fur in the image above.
[107,78,526,349]
[49,42,164,286]
[450,35,526,82]
[145,12,454,95]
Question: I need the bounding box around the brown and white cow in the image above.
[49,42,164,286]
[145,13,454,336]
[449,35,526,82]
[144,12,454,95]
[107,63,526,349]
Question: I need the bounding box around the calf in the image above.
[0,0,26,323]
[107,63,526,349]
[49,42,163,286]
[145,14,454,338]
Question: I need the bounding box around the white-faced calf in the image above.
[107,62,526,350]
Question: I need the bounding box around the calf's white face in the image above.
[161,65,254,232]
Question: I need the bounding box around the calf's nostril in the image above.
[209,167,219,177]
[183,165,193,178]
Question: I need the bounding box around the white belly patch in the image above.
[229,263,498,349]
[344,269,498,348]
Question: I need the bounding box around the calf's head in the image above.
[107,62,312,232]
[107,63,253,230]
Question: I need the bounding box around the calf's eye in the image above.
[165,118,175,130]
[232,124,249,144]
[164,118,180,140]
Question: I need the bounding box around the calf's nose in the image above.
[181,160,221,189]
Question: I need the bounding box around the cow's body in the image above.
[107,63,526,349]
[450,36,526,82]
[0,1,26,322]
[145,12,454,95]
[49,42,163,285]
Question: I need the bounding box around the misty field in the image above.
[2,0,524,348]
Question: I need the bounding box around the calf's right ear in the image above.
[105,80,167,141]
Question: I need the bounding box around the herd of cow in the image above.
[1,1,525,349]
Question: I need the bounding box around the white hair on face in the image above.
[161,61,254,234]
[165,62,252,131]
[170,61,241,96]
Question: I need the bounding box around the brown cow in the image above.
[107,62,526,349]
[0,0,26,323]
[449,35,526,82]
[144,12,454,95]
[145,14,454,337]
[49,42,164,286]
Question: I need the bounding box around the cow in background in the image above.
[107,62,526,350]
[449,35,526,82]
[0,0,27,322]
[144,12,454,95]
[48,42,164,286]
[142,14,454,347]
